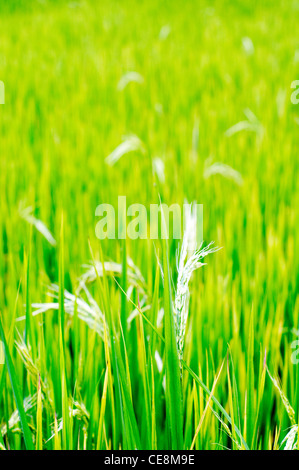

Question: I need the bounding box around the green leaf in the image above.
[162,234,183,449]
[0,315,34,450]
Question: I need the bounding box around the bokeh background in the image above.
[0,0,299,450]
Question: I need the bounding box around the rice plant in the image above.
[0,0,298,451]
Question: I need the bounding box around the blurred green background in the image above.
[0,0,299,450]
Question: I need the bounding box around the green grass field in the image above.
[0,0,299,451]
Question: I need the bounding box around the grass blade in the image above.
[0,314,34,450]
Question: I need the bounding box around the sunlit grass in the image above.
[0,0,299,450]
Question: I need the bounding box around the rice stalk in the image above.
[19,204,56,246]
[203,157,243,186]
[281,425,298,450]
[23,284,107,341]
[225,108,263,137]
[267,368,296,426]
[77,258,147,297]
[105,134,146,166]
[1,394,37,437]
[174,204,220,362]
[117,71,144,91]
